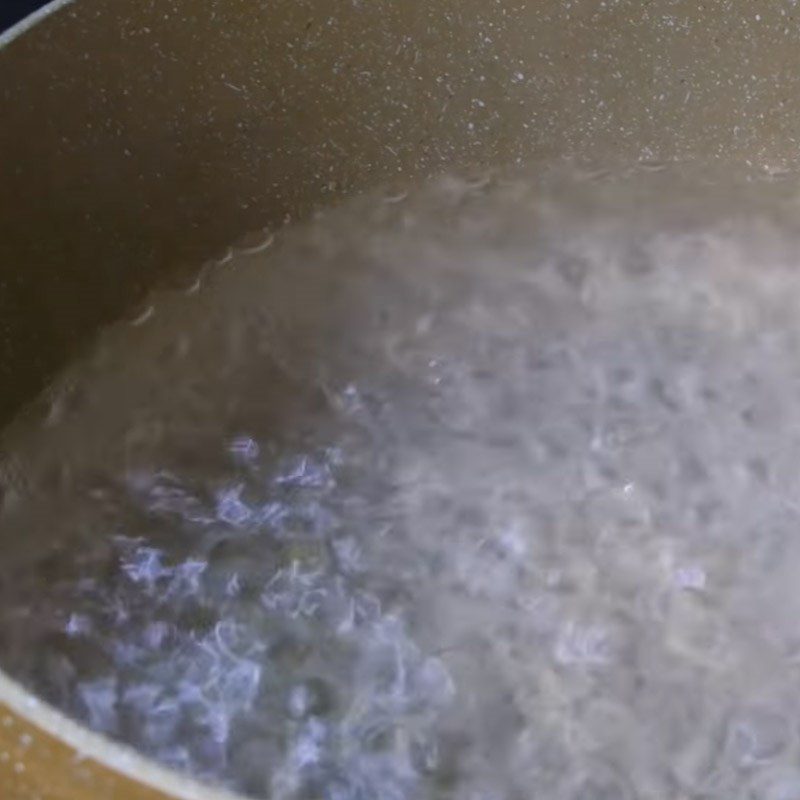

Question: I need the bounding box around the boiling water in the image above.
[3,165,800,799]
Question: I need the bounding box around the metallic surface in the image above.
[1,0,800,797]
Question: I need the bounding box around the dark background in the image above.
[1,0,49,32]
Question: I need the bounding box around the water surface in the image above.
[2,165,800,799]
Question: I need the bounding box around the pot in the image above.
[1,0,799,796]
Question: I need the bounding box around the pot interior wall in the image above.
[2,0,800,425]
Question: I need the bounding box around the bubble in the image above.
[215,485,253,527]
[727,707,791,766]
[554,622,615,666]
[555,255,590,290]
[234,229,275,255]
[229,436,260,463]
[287,678,335,720]
[76,677,118,735]
[746,767,800,800]
[383,189,409,204]
[129,305,155,327]
[120,547,169,589]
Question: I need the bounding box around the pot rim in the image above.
[0,0,73,49]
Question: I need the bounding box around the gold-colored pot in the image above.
[1,1,799,796]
